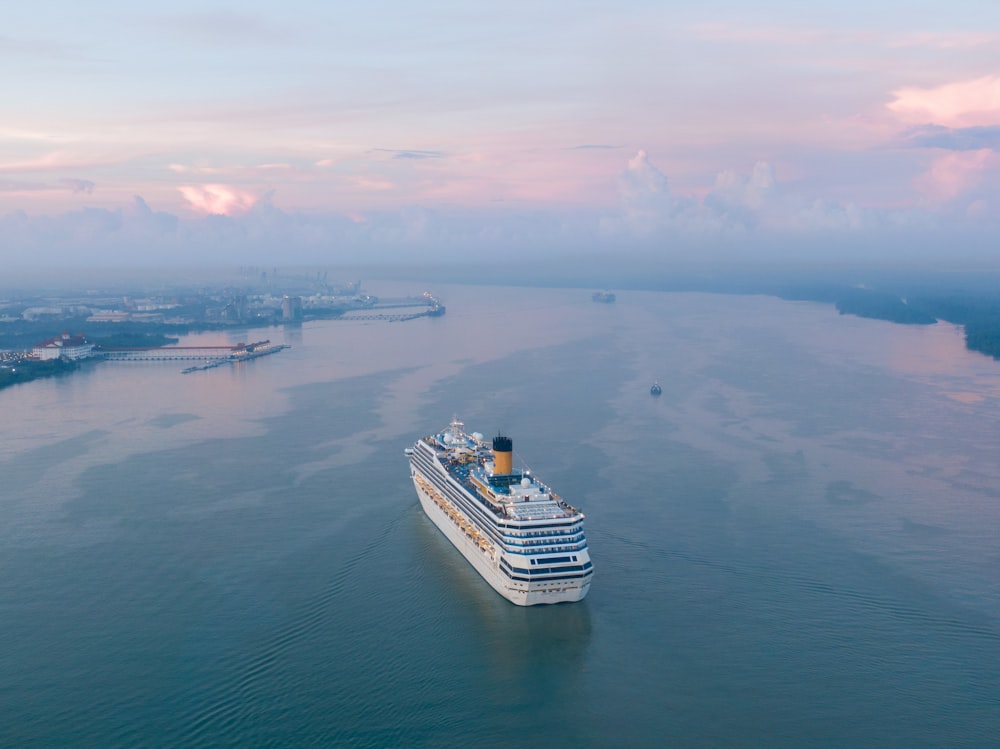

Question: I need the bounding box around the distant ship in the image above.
[650,382,662,396]
[592,290,616,303]
[406,419,592,605]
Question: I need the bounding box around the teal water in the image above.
[2,285,999,747]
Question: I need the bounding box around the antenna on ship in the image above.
[492,433,513,475]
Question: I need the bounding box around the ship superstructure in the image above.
[407,419,592,605]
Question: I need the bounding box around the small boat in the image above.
[650,382,662,396]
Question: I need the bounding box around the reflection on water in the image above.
[2,284,999,747]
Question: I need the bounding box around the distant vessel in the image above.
[650,382,662,396]
[407,419,592,605]
[592,290,616,303]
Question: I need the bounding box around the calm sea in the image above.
[2,283,998,748]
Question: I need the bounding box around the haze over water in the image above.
[2,283,999,747]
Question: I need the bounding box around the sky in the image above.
[2,0,1000,269]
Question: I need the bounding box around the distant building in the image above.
[87,310,131,323]
[221,294,248,322]
[134,301,179,312]
[32,332,94,361]
[22,306,68,321]
[282,295,303,321]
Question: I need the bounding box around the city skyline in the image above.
[3,1,999,266]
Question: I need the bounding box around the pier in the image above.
[96,340,289,372]
[339,293,445,322]
[101,345,238,361]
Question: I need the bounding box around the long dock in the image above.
[101,345,238,361]
[181,342,289,374]
[96,340,289,373]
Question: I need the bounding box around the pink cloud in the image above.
[886,32,1000,50]
[170,162,297,177]
[689,22,852,46]
[692,23,1000,52]
[349,176,397,191]
[914,150,995,203]
[0,152,82,173]
[888,76,1000,128]
[169,164,224,175]
[178,184,257,215]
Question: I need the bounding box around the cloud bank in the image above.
[3,149,997,270]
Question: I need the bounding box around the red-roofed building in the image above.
[32,332,94,361]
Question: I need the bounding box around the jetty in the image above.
[96,339,288,373]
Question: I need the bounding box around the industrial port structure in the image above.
[98,340,289,373]
[100,341,278,362]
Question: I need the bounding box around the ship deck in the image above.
[444,458,506,517]
[442,452,578,521]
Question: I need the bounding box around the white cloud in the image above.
[705,161,777,228]
[606,151,873,240]
[795,199,864,232]
[620,153,876,236]
[617,150,684,235]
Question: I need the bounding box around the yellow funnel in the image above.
[492,434,513,475]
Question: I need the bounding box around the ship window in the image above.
[529,563,590,574]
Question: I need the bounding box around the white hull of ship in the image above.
[412,474,590,606]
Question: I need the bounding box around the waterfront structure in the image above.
[32,333,94,361]
[86,311,131,323]
[98,340,286,365]
[100,345,236,362]
[281,295,303,321]
[407,419,592,606]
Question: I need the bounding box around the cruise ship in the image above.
[407,419,592,605]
